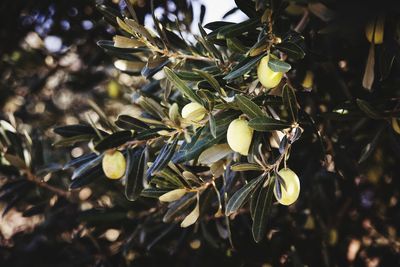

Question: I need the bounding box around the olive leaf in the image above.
[146,137,179,178]
[124,147,146,201]
[252,179,275,243]
[181,194,200,228]
[267,58,291,73]
[235,95,265,119]
[223,52,266,80]
[198,143,232,165]
[282,84,298,122]
[248,117,291,132]
[95,131,134,152]
[225,175,264,215]
[164,67,203,105]
[356,99,381,119]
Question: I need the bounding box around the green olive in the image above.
[181,102,207,122]
[227,118,253,156]
[102,150,126,179]
[257,55,283,89]
[274,168,300,205]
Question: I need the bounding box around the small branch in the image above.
[25,169,70,198]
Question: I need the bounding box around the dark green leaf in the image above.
[234,0,257,18]
[227,38,248,54]
[95,131,134,152]
[63,153,97,170]
[209,114,217,139]
[252,180,274,243]
[141,57,170,79]
[223,52,266,80]
[275,42,305,59]
[53,134,94,147]
[147,138,179,178]
[194,69,224,96]
[359,125,385,164]
[125,147,146,201]
[356,99,382,119]
[163,192,197,223]
[235,95,265,119]
[70,166,104,190]
[115,115,149,131]
[267,58,291,73]
[54,124,106,138]
[141,187,170,198]
[282,84,298,122]
[216,18,259,39]
[71,154,103,180]
[248,117,291,131]
[225,175,264,215]
[164,67,203,104]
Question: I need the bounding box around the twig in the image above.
[25,169,70,198]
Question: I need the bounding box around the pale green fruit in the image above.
[257,55,283,89]
[274,168,300,205]
[102,150,126,179]
[227,118,253,156]
[181,102,207,122]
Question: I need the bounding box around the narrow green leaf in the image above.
[125,147,146,201]
[147,137,178,178]
[115,115,149,131]
[223,52,266,80]
[163,193,197,223]
[275,42,305,59]
[267,58,291,73]
[227,38,248,54]
[209,114,217,138]
[248,117,291,132]
[230,163,263,172]
[216,18,259,39]
[356,99,382,119]
[194,69,223,95]
[282,84,298,122]
[164,67,203,104]
[235,95,265,119]
[95,131,134,152]
[225,175,264,215]
[252,180,274,243]
[141,187,170,198]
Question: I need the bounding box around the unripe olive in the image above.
[181,102,207,122]
[227,118,253,156]
[274,168,300,206]
[102,150,126,179]
[365,16,384,44]
[257,55,283,89]
[302,71,314,89]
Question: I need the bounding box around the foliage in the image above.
[1,0,400,266]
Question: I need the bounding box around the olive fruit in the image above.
[102,150,126,179]
[181,102,207,122]
[365,16,384,44]
[227,118,253,156]
[274,168,300,205]
[257,55,283,89]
